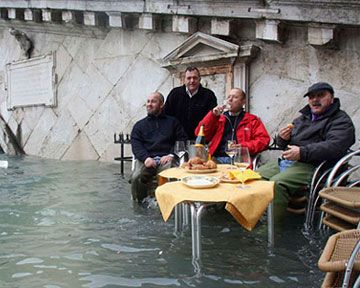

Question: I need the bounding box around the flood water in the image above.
[0,155,328,288]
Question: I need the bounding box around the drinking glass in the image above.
[225,140,236,167]
[234,147,251,188]
[234,147,251,171]
[222,99,230,113]
[174,141,186,165]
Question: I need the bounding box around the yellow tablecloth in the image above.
[155,180,274,231]
[158,164,234,179]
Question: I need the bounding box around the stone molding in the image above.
[1,1,360,28]
[162,32,240,70]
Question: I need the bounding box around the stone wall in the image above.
[0,20,359,162]
[250,24,360,141]
[0,27,188,161]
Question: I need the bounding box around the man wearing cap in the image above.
[257,82,355,212]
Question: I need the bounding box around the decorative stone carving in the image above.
[24,9,33,21]
[307,25,336,47]
[211,18,230,36]
[107,12,123,28]
[84,12,96,26]
[255,19,281,42]
[172,15,197,34]
[62,11,74,23]
[8,8,16,19]
[42,9,52,22]
[9,28,33,59]
[162,32,239,69]
[139,13,158,31]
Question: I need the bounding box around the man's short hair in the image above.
[233,87,246,99]
[185,66,200,76]
[153,92,164,103]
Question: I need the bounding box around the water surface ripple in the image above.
[0,155,327,287]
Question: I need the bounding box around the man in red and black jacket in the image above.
[195,88,270,164]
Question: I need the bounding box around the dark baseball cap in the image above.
[303,82,334,97]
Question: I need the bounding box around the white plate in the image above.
[181,176,220,189]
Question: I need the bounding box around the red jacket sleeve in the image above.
[236,115,270,155]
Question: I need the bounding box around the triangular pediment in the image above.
[162,32,239,68]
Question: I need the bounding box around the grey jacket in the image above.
[276,98,355,166]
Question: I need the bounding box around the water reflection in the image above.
[0,155,327,287]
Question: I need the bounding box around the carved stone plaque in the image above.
[5,53,56,110]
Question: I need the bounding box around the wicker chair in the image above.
[319,187,360,231]
[318,229,360,287]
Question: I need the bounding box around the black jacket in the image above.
[276,98,355,166]
[131,113,187,162]
[164,84,217,140]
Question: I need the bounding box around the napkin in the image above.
[229,169,261,183]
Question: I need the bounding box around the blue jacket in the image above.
[131,112,187,162]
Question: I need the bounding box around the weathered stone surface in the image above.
[255,20,281,42]
[172,16,197,34]
[62,131,99,160]
[308,26,334,46]
[42,9,52,22]
[83,95,123,159]
[0,11,359,163]
[139,13,157,31]
[83,12,96,26]
[23,109,57,156]
[62,10,74,23]
[55,44,73,84]
[107,12,123,28]
[39,109,79,159]
[7,8,16,19]
[211,18,230,36]
[24,9,33,21]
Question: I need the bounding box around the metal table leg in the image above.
[174,204,183,235]
[190,203,207,272]
[182,203,189,228]
[267,201,274,247]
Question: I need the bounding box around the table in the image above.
[155,165,275,268]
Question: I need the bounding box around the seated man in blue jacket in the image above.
[258,82,355,212]
[130,92,187,203]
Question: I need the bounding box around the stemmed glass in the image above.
[234,146,251,188]
[225,140,236,167]
[174,141,186,166]
[222,99,230,113]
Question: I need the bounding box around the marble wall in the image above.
[0,23,359,162]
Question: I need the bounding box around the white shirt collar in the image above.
[186,86,199,98]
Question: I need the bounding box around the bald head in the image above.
[227,88,246,113]
[146,92,164,116]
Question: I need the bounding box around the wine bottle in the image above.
[195,124,206,147]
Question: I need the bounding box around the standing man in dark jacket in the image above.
[164,66,217,140]
[131,92,187,203]
[258,82,355,210]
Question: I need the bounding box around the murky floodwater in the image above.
[0,155,328,288]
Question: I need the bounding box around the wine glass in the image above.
[174,141,186,166]
[234,147,251,188]
[225,140,236,167]
[222,99,230,113]
[234,147,251,171]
